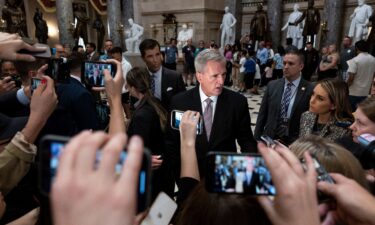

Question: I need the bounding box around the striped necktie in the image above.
[150,74,156,95]
[203,98,213,140]
[280,82,293,119]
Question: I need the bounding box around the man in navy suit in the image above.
[166,49,257,187]
[139,39,186,110]
[255,50,314,145]
[41,52,98,137]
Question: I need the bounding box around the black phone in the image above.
[205,152,275,195]
[260,135,276,148]
[31,77,42,91]
[39,135,151,212]
[170,110,203,135]
[82,61,116,87]
[18,43,51,58]
[301,156,334,202]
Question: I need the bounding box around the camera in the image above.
[45,57,70,83]
[10,74,22,88]
[358,133,375,169]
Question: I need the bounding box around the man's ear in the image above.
[196,72,203,83]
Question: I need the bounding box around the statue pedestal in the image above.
[123,52,146,68]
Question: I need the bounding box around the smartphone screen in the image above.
[31,78,42,91]
[171,110,203,135]
[39,135,151,212]
[206,152,275,195]
[82,61,115,87]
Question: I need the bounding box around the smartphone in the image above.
[18,43,51,58]
[39,135,151,212]
[82,61,115,87]
[301,156,334,202]
[260,135,276,148]
[31,77,42,91]
[170,110,203,135]
[205,152,275,195]
[141,192,177,225]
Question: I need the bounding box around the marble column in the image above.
[107,0,122,47]
[225,0,242,41]
[323,0,344,46]
[56,0,75,47]
[267,0,282,48]
[0,0,5,17]
[122,0,134,28]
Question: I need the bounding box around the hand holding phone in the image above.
[40,134,151,213]
[171,110,203,135]
[82,61,116,87]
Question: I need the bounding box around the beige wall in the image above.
[139,0,225,46]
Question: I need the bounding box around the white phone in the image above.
[141,192,177,225]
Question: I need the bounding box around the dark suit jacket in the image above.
[40,77,99,137]
[166,87,257,179]
[160,67,186,110]
[0,90,29,117]
[87,52,100,61]
[88,75,103,86]
[127,100,171,199]
[254,77,314,144]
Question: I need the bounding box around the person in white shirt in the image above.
[347,40,375,110]
[108,47,132,117]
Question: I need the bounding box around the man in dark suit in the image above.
[139,39,186,110]
[86,42,100,61]
[41,52,98,137]
[88,69,103,86]
[166,49,257,186]
[255,50,314,145]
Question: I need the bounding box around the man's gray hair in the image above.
[194,49,226,73]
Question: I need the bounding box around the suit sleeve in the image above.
[164,97,182,182]
[236,96,257,152]
[72,91,99,131]
[0,90,27,116]
[254,84,270,140]
[176,73,186,93]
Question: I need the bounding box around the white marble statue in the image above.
[348,0,373,43]
[177,24,193,48]
[282,4,304,49]
[125,18,144,53]
[220,6,237,48]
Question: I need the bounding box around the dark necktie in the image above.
[150,74,156,95]
[203,98,213,140]
[280,82,293,119]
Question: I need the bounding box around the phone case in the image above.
[141,192,177,225]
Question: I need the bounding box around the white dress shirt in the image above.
[199,85,218,122]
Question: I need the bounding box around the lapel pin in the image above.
[301,87,306,91]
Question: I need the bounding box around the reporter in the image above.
[0,76,57,195]
[125,67,170,199]
[318,173,375,225]
[51,131,143,225]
